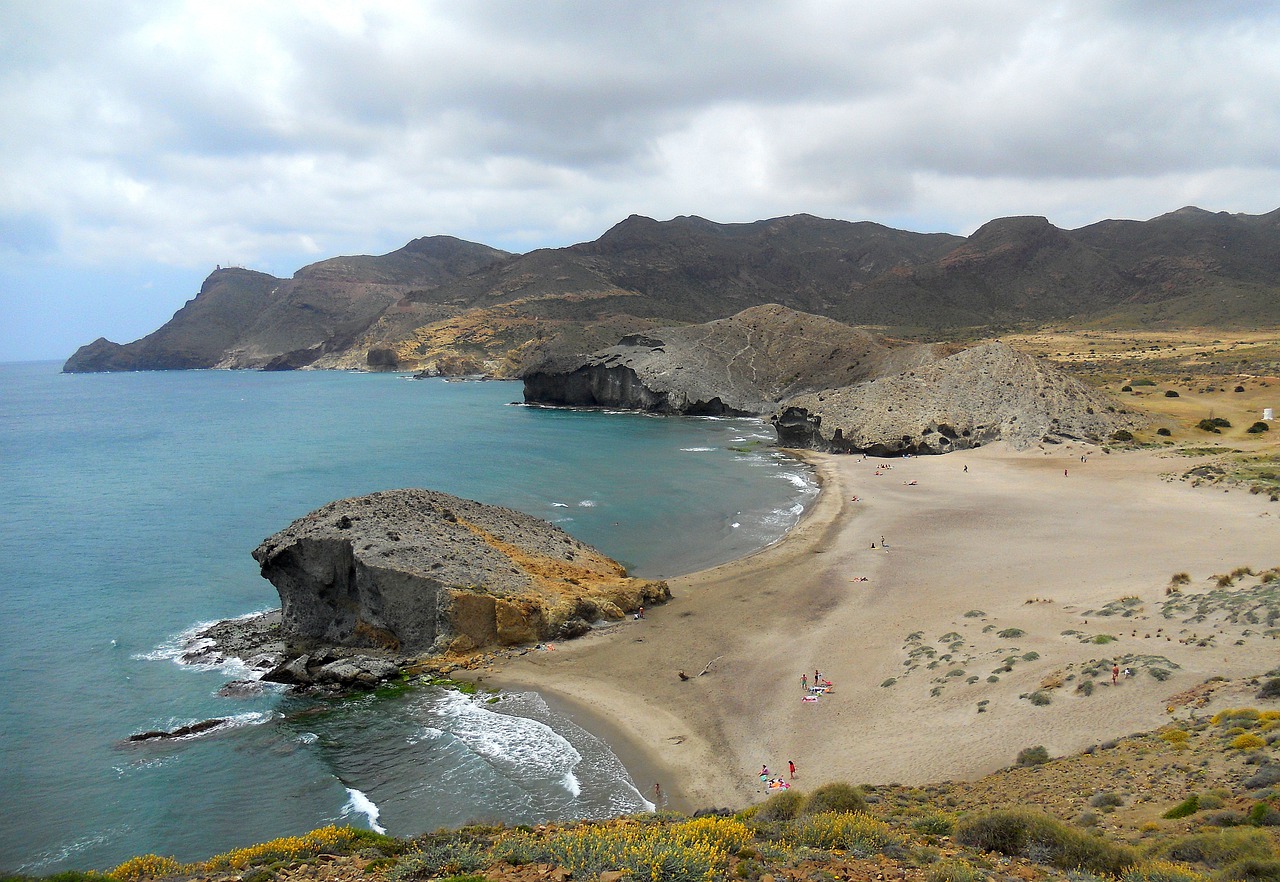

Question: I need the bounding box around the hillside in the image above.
[64,207,1280,375]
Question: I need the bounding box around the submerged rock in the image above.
[252,489,669,657]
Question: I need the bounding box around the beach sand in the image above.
[485,442,1280,812]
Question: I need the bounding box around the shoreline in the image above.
[486,441,1280,809]
[484,450,847,809]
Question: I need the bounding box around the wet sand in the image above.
[488,442,1280,810]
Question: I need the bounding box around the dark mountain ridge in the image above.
[64,206,1280,374]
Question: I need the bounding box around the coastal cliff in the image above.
[522,304,945,415]
[252,489,669,658]
[773,341,1145,453]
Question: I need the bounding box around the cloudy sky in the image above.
[3,1,1279,362]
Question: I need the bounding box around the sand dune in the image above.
[487,442,1279,811]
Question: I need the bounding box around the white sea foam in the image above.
[138,608,276,680]
[680,446,714,452]
[577,499,596,507]
[779,471,814,489]
[551,502,569,507]
[429,690,583,791]
[342,787,386,834]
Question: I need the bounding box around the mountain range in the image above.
[63,205,1280,374]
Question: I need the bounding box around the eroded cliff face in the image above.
[252,489,669,655]
[521,304,940,415]
[773,342,1145,454]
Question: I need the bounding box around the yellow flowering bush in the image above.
[545,818,731,882]
[112,853,183,881]
[1212,709,1260,727]
[1228,733,1267,751]
[788,811,903,856]
[1122,859,1209,882]
[1160,729,1191,744]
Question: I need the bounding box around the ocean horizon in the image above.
[0,362,816,874]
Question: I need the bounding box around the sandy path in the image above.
[486,442,1279,810]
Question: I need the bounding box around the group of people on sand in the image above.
[759,761,797,789]
[801,670,834,701]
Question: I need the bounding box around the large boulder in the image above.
[252,489,668,655]
[773,342,1145,454]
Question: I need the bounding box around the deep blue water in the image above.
[0,362,815,874]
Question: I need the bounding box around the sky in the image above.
[3,1,1280,363]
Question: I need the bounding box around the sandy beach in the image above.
[486,442,1280,812]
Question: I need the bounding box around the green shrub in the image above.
[927,858,985,882]
[998,628,1026,638]
[1166,391,1181,398]
[1246,422,1270,434]
[1149,828,1274,869]
[1258,679,1280,700]
[954,808,1136,875]
[1090,792,1125,809]
[912,813,956,836]
[1016,745,1051,766]
[1113,429,1136,441]
[801,782,867,815]
[1247,802,1280,826]
[1164,795,1201,819]
[754,788,805,823]
[1215,858,1280,882]
[1158,427,1173,436]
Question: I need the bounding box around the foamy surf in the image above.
[342,787,386,834]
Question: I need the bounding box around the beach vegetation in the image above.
[926,858,986,882]
[801,782,868,816]
[1163,795,1201,819]
[963,610,986,618]
[1214,709,1262,727]
[1229,733,1267,751]
[997,628,1025,638]
[1257,679,1280,700]
[1025,690,1052,706]
[1122,859,1209,882]
[1015,745,1050,766]
[1090,792,1125,809]
[788,811,902,856]
[753,789,806,822]
[1246,422,1270,434]
[1146,828,1274,869]
[1092,634,1117,644]
[954,808,1136,875]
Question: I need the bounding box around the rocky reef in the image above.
[252,489,668,660]
[773,341,1145,454]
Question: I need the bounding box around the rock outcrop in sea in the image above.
[773,341,1145,454]
[252,489,668,660]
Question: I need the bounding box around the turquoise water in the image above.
[0,363,815,873]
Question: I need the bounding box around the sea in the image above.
[0,361,817,874]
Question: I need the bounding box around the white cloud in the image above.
[3,0,1280,359]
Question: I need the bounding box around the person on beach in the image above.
[1112,664,1120,684]
[801,673,808,691]
[654,782,661,804]
[963,464,968,473]
[788,759,796,779]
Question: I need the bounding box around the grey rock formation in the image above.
[252,489,668,656]
[522,304,944,415]
[773,342,1145,454]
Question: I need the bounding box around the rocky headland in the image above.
[774,340,1147,454]
[522,305,1145,452]
[203,489,668,692]
[521,303,947,415]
